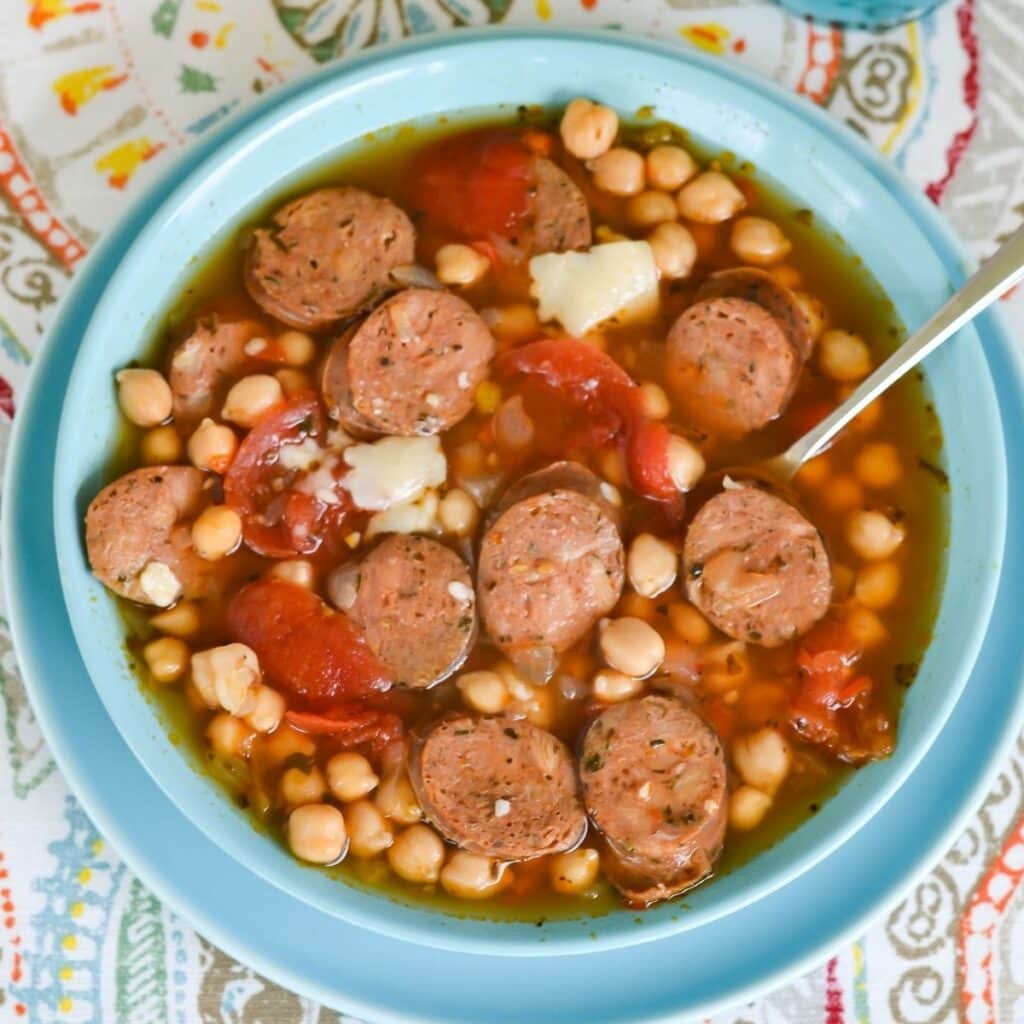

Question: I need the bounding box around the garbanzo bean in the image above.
[638,381,671,420]
[668,603,712,646]
[287,803,347,864]
[187,418,238,474]
[845,605,887,648]
[456,670,510,714]
[267,559,315,589]
[819,329,871,382]
[794,291,827,342]
[625,190,677,227]
[795,454,830,488]
[140,425,182,465]
[143,636,189,685]
[243,685,286,733]
[275,368,313,398]
[191,505,242,561]
[645,145,697,191]
[438,488,479,537]
[550,848,600,894]
[732,727,791,795]
[560,98,618,160]
[206,712,254,761]
[150,600,200,638]
[436,243,490,287]
[487,303,538,340]
[855,442,901,488]
[592,668,645,703]
[854,560,901,609]
[729,216,792,266]
[262,723,315,765]
[729,785,772,830]
[440,852,508,899]
[387,824,446,884]
[822,475,864,513]
[666,435,706,492]
[326,752,379,802]
[116,368,173,427]
[222,374,283,428]
[280,765,327,807]
[647,221,697,280]
[344,799,394,858]
[277,330,316,366]
[599,617,665,678]
[375,762,422,825]
[676,171,745,223]
[627,533,677,598]
[190,642,260,715]
[590,147,645,196]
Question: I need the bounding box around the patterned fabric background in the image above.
[0,1,1022,1021]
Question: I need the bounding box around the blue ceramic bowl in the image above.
[51,30,1004,957]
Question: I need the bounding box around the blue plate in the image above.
[44,29,1007,956]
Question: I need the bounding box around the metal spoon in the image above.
[761,222,1024,484]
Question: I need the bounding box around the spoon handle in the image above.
[779,221,1024,475]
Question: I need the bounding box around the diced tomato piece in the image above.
[228,579,390,708]
[411,130,533,241]
[285,706,403,757]
[224,393,351,558]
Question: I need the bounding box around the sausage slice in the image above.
[478,465,625,682]
[169,315,266,422]
[580,695,727,906]
[683,485,832,646]
[667,296,800,439]
[410,714,586,860]
[245,187,415,331]
[339,535,476,689]
[322,289,495,437]
[86,466,218,605]
[490,460,622,529]
[698,267,813,361]
[530,157,591,254]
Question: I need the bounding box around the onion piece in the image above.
[389,263,444,291]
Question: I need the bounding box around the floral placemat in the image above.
[0,2,1022,1021]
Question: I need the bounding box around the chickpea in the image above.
[730,785,772,830]
[222,374,283,428]
[474,380,502,416]
[592,668,645,703]
[140,425,182,465]
[668,603,712,646]
[666,435,706,492]
[589,147,645,197]
[819,329,871,382]
[190,642,260,715]
[600,446,627,486]
[627,533,677,599]
[823,475,863,512]
[375,762,422,826]
[344,800,394,858]
[277,330,316,366]
[436,243,490,287]
[439,488,479,537]
[488,303,538,340]
[243,685,285,733]
[676,171,745,224]
[275,368,313,398]
[387,824,446,884]
[326,751,379,802]
[646,145,697,191]
[794,291,827,343]
[625,190,677,228]
[855,442,901,488]
[262,723,315,765]
[854,561,901,609]
[116,368,173,427]
[832,563,856,600]
[267,559,315,589]
[191,505,242,561]
[150,600,200,638]
[143,636,189,685]
[206,712,254,761]
[560,98,618,160]
[550,848,600,894]
[703,641,751,694]
[730,216,792,266]
[599,617,665,678]
[733,727,791,795]
[440,852,508,900]
[637,381,671,421]
[287,803,347,865]
[595,225,629,244]
[845,605,887,649]
[187,418,238,474]
[280,765,327,807]
[770,264,803,290]
[795,455,830,488]
[852,397,883,432]
[456,670,510,714]
[648,221,697,280]
[617,590,655,620]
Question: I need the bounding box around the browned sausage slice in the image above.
[410,714,586,860]
[580,694,727,906]
[86,466,218,606]
[169,315,266,422]
[478,468,624,682]
[339,535,476,689]
[698,267,813,361]
[683,485,832,646]
[245,187,415,331]
[490,460,622,529]
[322,288,495,437]
[530,157,592,254]
[666,296,800,438]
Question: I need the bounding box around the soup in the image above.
[86,99,946,917]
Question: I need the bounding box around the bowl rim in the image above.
[46,26,1006,957]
